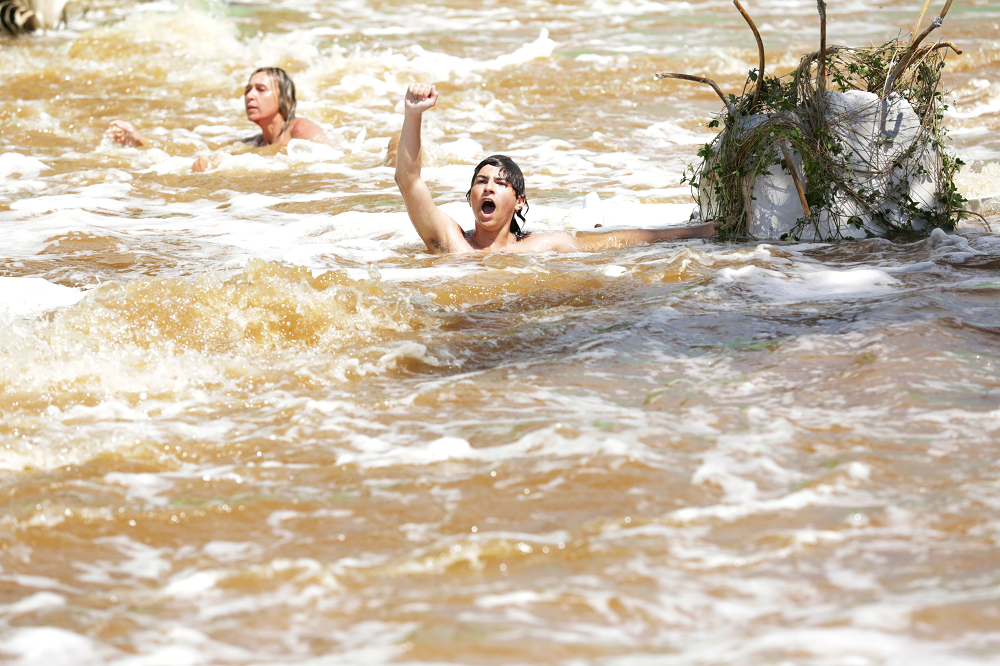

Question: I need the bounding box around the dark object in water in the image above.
[1,0,71,34]
[1,0,34,33]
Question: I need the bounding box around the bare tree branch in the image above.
[817,0,827,101]
[780,140,811,220]
[655,73,739,118]
[733,0,765,111]
[885,15,942,96]
[927,41,962,55]
[939,0,955,21]
[910,0,935,43]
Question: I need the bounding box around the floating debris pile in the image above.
[659,0,971,240]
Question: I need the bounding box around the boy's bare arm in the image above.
[574,222,718,251]
[393,84,467,254]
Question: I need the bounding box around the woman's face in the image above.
[244,72,281,125]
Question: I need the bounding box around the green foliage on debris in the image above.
[694,39,967,240]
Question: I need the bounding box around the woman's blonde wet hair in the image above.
[248,67,297,136]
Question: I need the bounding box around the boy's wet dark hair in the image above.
[466,154,530,238]
[248,67,297,136]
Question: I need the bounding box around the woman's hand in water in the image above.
[404,84,438,114]
[192,152,225,173]
[105,120,149,148]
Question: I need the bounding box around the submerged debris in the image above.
[1,0,72,34]
[659,0,972,240]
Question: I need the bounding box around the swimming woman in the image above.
[394,83,718,254]
[106,67,333,172]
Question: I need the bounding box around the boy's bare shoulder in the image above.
[514,231,581,253]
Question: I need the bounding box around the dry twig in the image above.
[888,0,955,95]
[733,0,765,111]
[884,15,941,101]
[929,41,962,55]
[817,0,828,101]
[655,73,739,118]
[780,140,811,220]
[910,0,935,42]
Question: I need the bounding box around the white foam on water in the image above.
[335,419,690,470]
[908,407,1000,445]
[0,152,49,181]
[0,278,86,318]
[717,627,992,666]
[926,227,982,263]
[266,508,354,542]
[633,120,716,146]
[713,263,901,302]
[284,138,347,163]
[201,540,263,563]
[667,478,872,526]
[106,625,255,665]
[0,207,145,257]
[9,182,134,215]
[290,28,558,105]
[474,590,558,608]
[73,537,173,584]
[0,575,75,594]
[94,2,243,65]
[103,472,176,507]
[161,569,221,598]
[0,627,112,665]
[140,154,206,176]
[956,161,1000,200]
[946,85,1000,121]
[825,562,881,590]
[0,333,251,467]
[403,29,557,83]
[1,592,66,615]
[691,418,804,504]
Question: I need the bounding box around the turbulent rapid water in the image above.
[2,0,1000,663]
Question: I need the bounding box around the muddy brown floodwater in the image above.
[1,0,1000,663]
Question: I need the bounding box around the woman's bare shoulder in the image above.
[289,117,331,143]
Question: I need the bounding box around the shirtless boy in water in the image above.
[394,83,718,254]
